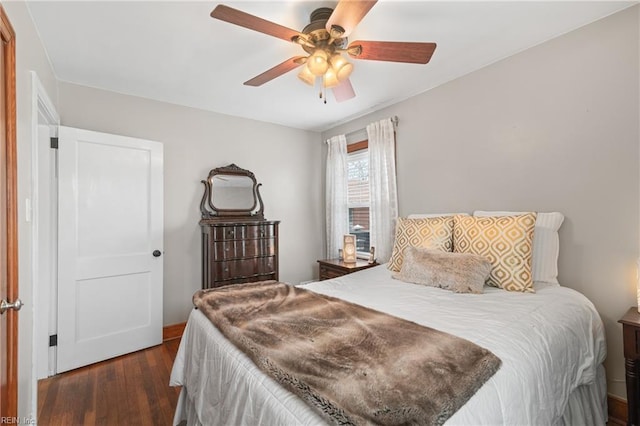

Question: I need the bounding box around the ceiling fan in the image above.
[210,1,437,103]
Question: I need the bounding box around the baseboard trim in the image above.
[162,322,186,341]
[608,394,627,425]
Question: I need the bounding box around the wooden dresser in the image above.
[201,220,279,289]
[199,164,279,289]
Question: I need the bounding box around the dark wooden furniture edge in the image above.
[317,258,379,281]
[620,307,640,425]
[162,322,186,342]
[619,307,640,327]
[317,258,378,268]
[608,393,627,424]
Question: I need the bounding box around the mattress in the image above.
[170,265,606,425]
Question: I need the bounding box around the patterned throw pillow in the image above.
[473,211,564,284]
[388,217,454,272]
[453,213,537,292]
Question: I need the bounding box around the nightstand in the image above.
[619,307,640,425]
[317,258,378,281]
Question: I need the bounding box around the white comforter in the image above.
[170,265,606,425]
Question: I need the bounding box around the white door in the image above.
[57,126,163,373]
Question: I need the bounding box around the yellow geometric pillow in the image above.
[453,213,537,292]
[388,217,454,272]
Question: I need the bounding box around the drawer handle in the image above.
[227,230,234,236]
[224,268,229,272]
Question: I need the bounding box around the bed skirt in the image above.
[559,364,607,426]
[173,364,607,426]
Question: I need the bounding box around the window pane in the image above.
[349,207,370,252]
[347,150,369,206]
[347,149,370,253]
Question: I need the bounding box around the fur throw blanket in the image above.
[193,281,501,426]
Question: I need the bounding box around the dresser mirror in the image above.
[200,164,264,221]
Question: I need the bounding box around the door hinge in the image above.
[50,137,58,149]
[49,334,57,347]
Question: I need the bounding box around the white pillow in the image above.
[473,211,564,284]
[408,213,469,218]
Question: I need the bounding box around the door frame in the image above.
[0,4,17,419]
[30,71,59,413]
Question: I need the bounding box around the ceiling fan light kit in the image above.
[299,51,353,88]
[297,65,316,86]
[323,67,340,89]
[307,49,330,76]
[210,1,436,103]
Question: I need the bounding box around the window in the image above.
[347,145,370,254]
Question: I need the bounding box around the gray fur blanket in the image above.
[193,281,501,426]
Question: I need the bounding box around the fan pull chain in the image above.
[318,88,327,104]
[320,77,327,104]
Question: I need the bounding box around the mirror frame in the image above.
[200,164,264,221]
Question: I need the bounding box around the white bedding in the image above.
[170,265,606,425]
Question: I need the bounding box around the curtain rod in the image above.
[326,116,399,143]
[344,115,399,139]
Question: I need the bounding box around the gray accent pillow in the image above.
[392,247,492,294]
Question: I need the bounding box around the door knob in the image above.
[153,250,162,257]
[0,298,23,315]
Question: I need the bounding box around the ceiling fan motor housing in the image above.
[300,8,347,54]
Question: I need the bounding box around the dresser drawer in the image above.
[237,237,275,258]
[212,223,275,241]
[245,224,275,239]
[213,225,244,241]
[214,256,277,280]
[212,238,276,260]
[217,272,278,287]
[319,265,343,280]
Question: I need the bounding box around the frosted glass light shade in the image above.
[297,66,315,86]
[323,68,339,88]
[330,54,353,82]
[307,50,329,76]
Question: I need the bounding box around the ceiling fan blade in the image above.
[348,41,437,64]
[244,56,306,87]
[326,0,377,38]
[333,79,356,103]
[211,5,300,43]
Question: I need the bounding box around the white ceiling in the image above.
[27,1,636,132]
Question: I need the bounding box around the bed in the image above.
[170,264,607,425]
[171,211,607,425]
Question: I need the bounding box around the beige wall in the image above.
[323,6,640,399]
[2,0,59,419]
[57,82,324,326]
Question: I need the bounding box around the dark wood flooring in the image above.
[37,339,181,426]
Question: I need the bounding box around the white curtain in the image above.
[367,118,398,263]
[325,134,349,258]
